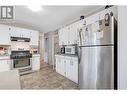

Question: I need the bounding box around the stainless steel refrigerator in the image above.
[78,12,117,89]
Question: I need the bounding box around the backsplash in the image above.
[0,46,11,55]
[11,41,30,50]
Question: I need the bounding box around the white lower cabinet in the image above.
[69,58,78,83]
[32,55,40,71]
[0,60,10,72]
[55,55,78,83]
[55,55,66,76]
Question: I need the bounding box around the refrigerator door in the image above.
[79,46,114,89]
[82,16,114,46]
[79,46,98,89]
[96,46,114,89]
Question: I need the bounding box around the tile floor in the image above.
[20,65,78,89]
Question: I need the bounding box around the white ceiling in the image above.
[15,6,104,32]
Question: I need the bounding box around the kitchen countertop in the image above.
[0,70,21,89]
[0,55,10,60]
[55,54,78,57]
[32,54,40,57]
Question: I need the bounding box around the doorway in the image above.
[44,37,49,64]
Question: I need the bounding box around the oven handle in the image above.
[9,59,14,70]
[30,58,32,67]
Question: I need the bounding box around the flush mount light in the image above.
[27,5,42,12]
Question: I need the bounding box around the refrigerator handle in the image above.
[77,47,82,64]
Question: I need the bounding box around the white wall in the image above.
[39,32,45,63]
[118,6,127,89]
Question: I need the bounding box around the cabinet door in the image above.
[32,56,40,71]
[63,27,69,45]
[0,60,10,72]
[58,29,64,45]
[70,59,78,83]
[69,23,78,45]
[9,26,16,37]
[55,56,66,76]
[60,57,66,76]
[0,25,10,45]
[9,27,22,37]
[65,57,71,79]
[30,30,39,46]
[59,27,69,45]
[21,28,31,38]
[55,56,61,73]
[68,25,73,45]
[65,57,78,83]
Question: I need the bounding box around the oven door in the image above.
[12,58,31,69]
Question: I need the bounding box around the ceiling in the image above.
[14,6,104,32]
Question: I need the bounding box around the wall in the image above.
[118,6,127,89]
[39,32,45,63]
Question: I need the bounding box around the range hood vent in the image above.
[10,37,30,42]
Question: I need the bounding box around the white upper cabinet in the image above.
[59,28,64,45]
[9,27,31,38]
[30,30,39,46]
[59,20,84,45]
[0,25,10,45]
[9,27,22,37]
[8,26,39,46]
[65,26,69,45]
[68,23,79,45]
[20,28,31,38]
[0,24,39,46]
[59,26,69,45]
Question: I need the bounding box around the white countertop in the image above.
[0,70,21,89]
[32,54,40,57]
[55,54,78,58]
[0,56,10,60]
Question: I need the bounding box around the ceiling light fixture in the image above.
[27,5,42,12]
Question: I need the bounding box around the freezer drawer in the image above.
[79,46,114,89]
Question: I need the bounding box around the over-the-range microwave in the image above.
[65,46,76,55]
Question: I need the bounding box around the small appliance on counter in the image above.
[60,46,65,54]
[65,45,77,55]
[30,48,38,54]
[30,46,39,54]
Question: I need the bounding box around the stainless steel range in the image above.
[10,50,32,74]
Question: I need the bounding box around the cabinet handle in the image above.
[71,61,73,66]
[75,40,77,44]
[74,40,76,44]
